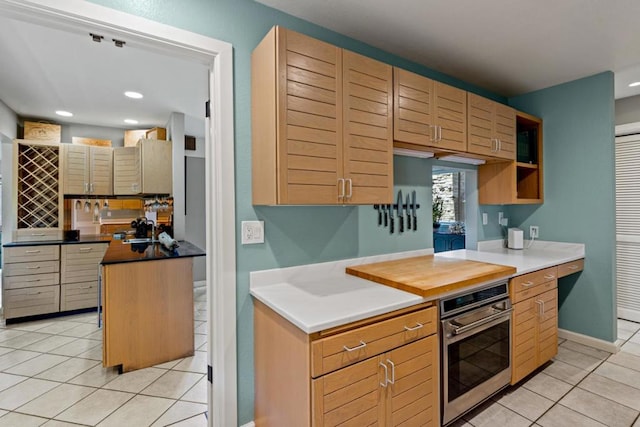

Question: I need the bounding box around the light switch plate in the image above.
[482,213,488,225]
[242,221,264,244]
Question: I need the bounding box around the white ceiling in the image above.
[257,0,640,99]
[0,13,209,138]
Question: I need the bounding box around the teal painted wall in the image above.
[508,72,616,342]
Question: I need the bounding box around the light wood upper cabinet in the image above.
[342,50,393,205]
[113,139,172,195]
[252,26,393,205]
[62,145,113,196]
[467,93,515,160]
[394,68,467,152]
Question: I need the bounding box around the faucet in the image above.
[145,219,156,241]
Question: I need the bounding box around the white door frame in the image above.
[0,1,237,426]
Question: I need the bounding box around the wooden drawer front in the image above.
[4,260,59,277]
[557,259,584,278]
[3,285,60,319]
[61,281,98,311]
[4,245,59,263]
[511,267,558,303]
[312,306,437,377]
[3,272,60,290]
[388,336,439,427]
[13,229,62,242]
[61,244,108,283]
[312,356,381,427]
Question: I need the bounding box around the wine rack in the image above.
[15,141,62,232]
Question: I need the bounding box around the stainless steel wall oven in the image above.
[440,280,512,425]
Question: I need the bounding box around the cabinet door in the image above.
[62,144,89,195]
[494,103,516,160]
[394,68,434,146]
[536,287,558,366]
[386,336,439,427]
[141,140,173,194]
[312,356,384,426]
[343,50,393,205]
[90,146,113,195]
[467,93,495,157]
[511,297,537,384]
[113,147,141,195]
[278,28,343,204]
[433,82,466,152]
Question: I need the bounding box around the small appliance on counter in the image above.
[131,218,151,238]
[158,232,179,250]
[63,229,80,241]
[507,228,524,249]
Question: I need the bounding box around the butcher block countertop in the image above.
[345,255,517,298]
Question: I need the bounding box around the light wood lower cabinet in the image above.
[60,243,108,311]
[254,300,439,426]
[511,268,558,384]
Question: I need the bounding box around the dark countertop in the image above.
[101,240,206,265]
[3,235,112,247]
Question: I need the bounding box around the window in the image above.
[433,171,466,223]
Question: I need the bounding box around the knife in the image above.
[384,204,388,227]
[412,190,417,231]
[397,190,404,233]
[374,204,381,226]
[389,203,394,234]
[406,194,412,230]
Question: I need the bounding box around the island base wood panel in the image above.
[102,257,194,372]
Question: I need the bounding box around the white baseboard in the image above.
[240,422,255,427]
[618,308,640,323]
[558,328,619,353]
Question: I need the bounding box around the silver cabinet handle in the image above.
[386,359,396,384]
[25,250,41,254]
[379,362,388,387]
[521,281,535,288]
[568,265,579,270]
[79,247,94,252]
[439,125,442,141]
[79,286,93,290]
[429,125,437,142]
[28,291,42,295]
[346,178,353,200]
[404,322,423,331]
[90,183,95,193]
[343,341,366,352]
[29,233,45,237]
[26,266,41,270]
[498,139,502,152]
[544,274,556,280]
[24,279,41,282]
[338,178,345,201]
[541,299,546,315]
[85,182,89,193]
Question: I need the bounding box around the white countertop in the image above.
[250,241,585,334]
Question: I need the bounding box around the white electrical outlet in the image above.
[501,218,509,227]
[498,212,504,224]
[482,213,488,225]
[530,225,539,238]
[242,221,264,244]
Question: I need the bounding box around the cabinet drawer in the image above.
[3,272,60,290]
[3,260,59,277]
[61,244,108,284]
[4,245,59,263]
[13,229,62,243]
[3,285,60,319]
[61,281,98,311]
[557,259,584,278]
[511,267,557,303]
[311,306,437,377]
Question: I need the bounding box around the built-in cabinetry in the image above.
[254,300,439,426]
[60,243,108,311]
[478,111,543,204]
[394,67,467,153]
[252,26,393,205]
[433,232,465,253]
[14,140,64,242]
[467,93,516,159]
[62,144,113,196]
[3,245,61,319]
[113,139,172,195]
[510,259,584,384]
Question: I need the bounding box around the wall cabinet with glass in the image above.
[478,111,543,204]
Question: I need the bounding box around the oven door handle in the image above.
[451,308,513,336]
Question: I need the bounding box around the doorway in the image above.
[0,1,236,426]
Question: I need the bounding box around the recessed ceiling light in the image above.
[124,119,139,125]
[55,110,73,117]
[629,82,640,87]
[124,91,143,99]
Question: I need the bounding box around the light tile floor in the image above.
[0,286,208,426]
[452,318,640,427]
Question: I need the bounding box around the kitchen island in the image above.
[100,239,205,372]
